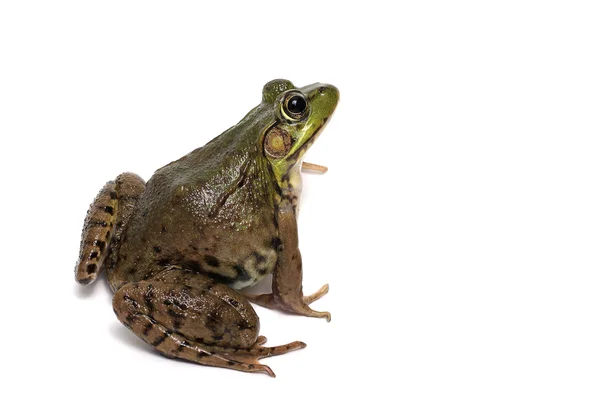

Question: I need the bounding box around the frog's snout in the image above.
[310,83,339,118]
[317,83,339,97]
[317,84,339,103]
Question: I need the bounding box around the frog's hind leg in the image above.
[112,268,305,377]
[75,173,145,285]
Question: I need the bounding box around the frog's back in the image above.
[108,120,281,291]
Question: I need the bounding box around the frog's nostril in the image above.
[317,84,340,100]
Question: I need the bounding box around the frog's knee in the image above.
[115,172,145,199]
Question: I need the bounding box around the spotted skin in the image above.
[75,181,118,284]
[75,172,145,285]
[112,268,304,376]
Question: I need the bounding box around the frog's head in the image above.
[260,79,339,187]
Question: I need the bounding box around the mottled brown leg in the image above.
[75,172,145,285]
[246,201,331,321]
[112,268,304,377]
[75,181,118,284]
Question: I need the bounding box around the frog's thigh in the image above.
[75,172,145,285]
[112,268,305,377]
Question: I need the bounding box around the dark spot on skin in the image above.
[227,298,240,308]
[153,246,161,253]
[227,361,236,366]
[94,240,106,252]
[173,319,182,330]
[90,220,108,227]
[163,299,173,306]
[204,255,220,267]
[110,191,117,200]
[104,206,114,215]
[126,267,136,276]
[197,352,209,359]
[237,320,250,330]
[145,287,154,313]
[86,263,97,274]
[141,211,148,217]
[122,295,140,309]
[248,364,255,369]
[116,221,123,229]
[125,314,136,324]
[257,267,268,275]
[177,344,185,352]
[143,322,153,336]
[172,299,188,310]
[212,333,224,341]
[233,265,251,282]
[157,258,170,267]
[161,226,167,233]
[89,251,98,260]
[253,252,266,264]
[271,237,282,251]
[151,334,167,347]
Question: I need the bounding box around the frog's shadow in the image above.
[109,322,156,355]
[74,276,153,354]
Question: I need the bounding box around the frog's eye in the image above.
[264,127,292,159]
[287,95,307,114]
[281,91,309,121]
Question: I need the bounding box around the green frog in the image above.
[75,79,339,377]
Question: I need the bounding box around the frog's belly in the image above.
[189,247,278,290]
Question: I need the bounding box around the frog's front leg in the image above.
[246,201,331,321]
[112,268,305,377]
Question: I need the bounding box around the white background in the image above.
[1,1,599,399]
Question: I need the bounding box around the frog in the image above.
[74,79,339,377]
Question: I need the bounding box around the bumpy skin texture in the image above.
[75,79,339,376]
[108,135,279,291]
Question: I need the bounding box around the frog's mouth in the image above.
[289,116,330,164]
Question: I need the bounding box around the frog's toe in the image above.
[303,283,329,304]
[223,339,306,377]
[290,304,331,322]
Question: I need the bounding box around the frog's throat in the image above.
[268,116,328,189]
